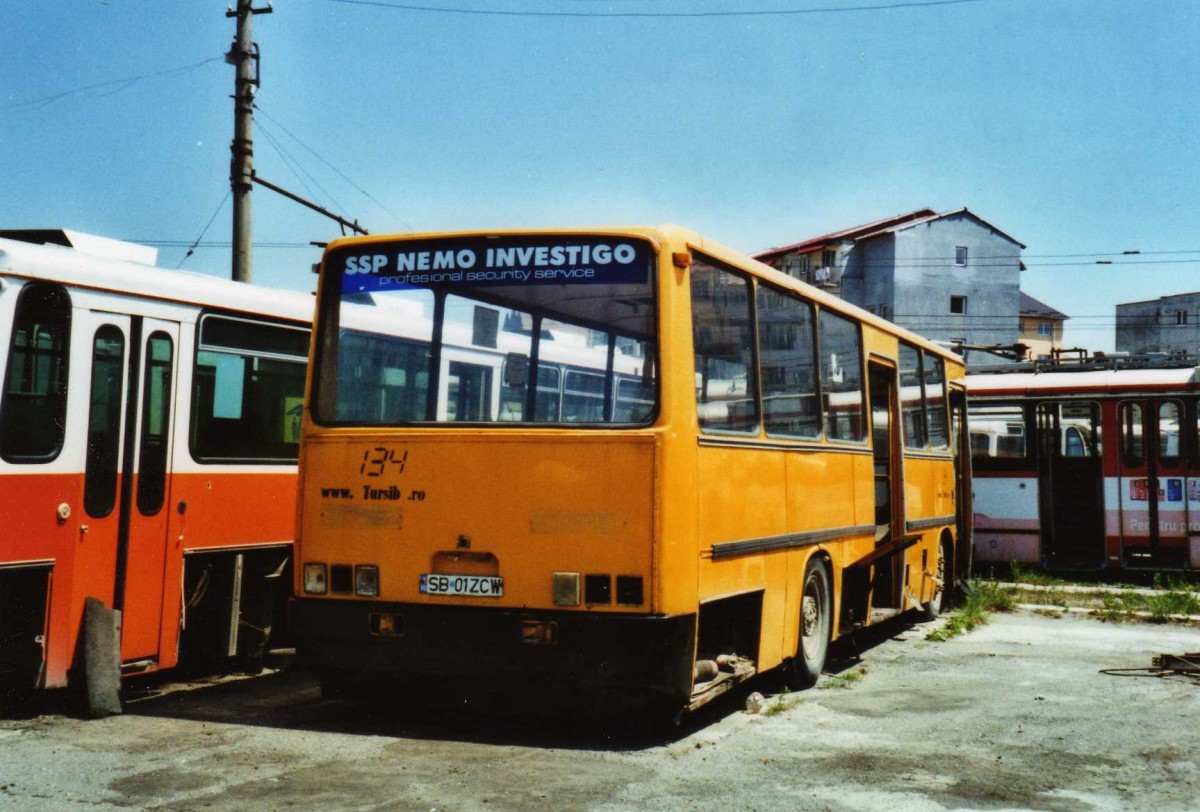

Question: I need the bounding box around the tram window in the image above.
[1160,401,1181,463]
[446,361,494,422]
[84,326,125,518]
[335,332,430,424]
[923,351,949,450]
[192,315,310,462]
[967,403,1027,465]
[562,369,605,422]
[1055,402,1099,458]
[1120,402,1144,465]
[756,285,819,439]
[899,343,926,449]
[137,332,173,516]
[692,259,758,434]
[819,309,865,443]
[1,284,71,462]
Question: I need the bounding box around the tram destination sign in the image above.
[336,235,651,294]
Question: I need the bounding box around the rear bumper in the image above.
[290,598,696,703]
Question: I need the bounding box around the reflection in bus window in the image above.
[1120,402,1143,464]
[899,343,925,449]
[923,351,949,449]
[756,284,819,439]
[692,257,757,434]
[446,361,493,422]
[819,308,865,442]
[967,403,1026,461]
[1045,402,1099,458]
[1159,401,1181,462]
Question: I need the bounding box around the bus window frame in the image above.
[189,310,312,465]
[0,282,72,464]
[312,239,661,430]
[967,399,1033,470]
[1119,400,1144,468]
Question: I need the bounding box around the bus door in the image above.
[868,362,902,611]
[1117,399,1188,568]
[1035,401,1104,569]
[77,313,180,666]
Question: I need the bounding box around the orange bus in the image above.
[291,226,969,717]
[0,231,313,711]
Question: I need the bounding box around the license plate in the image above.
[419,573,504,597]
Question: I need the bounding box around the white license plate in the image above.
[419,573,504,597]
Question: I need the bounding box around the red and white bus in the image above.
[968,357,1200,573]
[0,231,314,708]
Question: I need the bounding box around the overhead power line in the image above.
[3,57,224,111]
[326,0,984,18]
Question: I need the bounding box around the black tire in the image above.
[789,557,832,688]
[921,536,949,622]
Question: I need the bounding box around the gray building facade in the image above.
[755,208,1025,366]
[1116,292,1200,355]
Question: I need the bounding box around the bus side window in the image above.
[1159,401,1181,463]
[0,283,72,463]
[1120,402,1143,465]
[84,326,125,518]
[691,258,758,435]
[192,314,310,461]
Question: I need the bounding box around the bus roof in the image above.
[968,366,1200,396]
[323,225,964,367]
[0,235,317,324]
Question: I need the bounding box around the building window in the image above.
[950,295,967,315]
[866,305,876,315]
[955,246,968,266]
[879,304,889,320]
[821,248,836,269]
[1037,321,1051,337]
[1176,309,1189,326]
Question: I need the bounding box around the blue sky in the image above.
[4,0,1198,351]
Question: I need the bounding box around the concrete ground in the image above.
[1,610,1198,811]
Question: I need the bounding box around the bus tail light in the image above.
[303,563,328,594]
[355,565,380,597]
[616,576,644,605]
[552,572,580,606]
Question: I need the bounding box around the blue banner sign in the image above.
[336,236,651,293]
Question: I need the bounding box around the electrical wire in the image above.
[3,57,224,112]
[256,117,347,217]
[177,192,231,269]
[254,105,408,227]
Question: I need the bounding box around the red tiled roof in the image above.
[754,206,1026,261]
[753,209,936,261]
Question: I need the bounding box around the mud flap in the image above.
[83,597,122,718]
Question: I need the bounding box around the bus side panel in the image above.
[695,445,786,668]
[902,456,957,605]
[972,474,1040,565]
[156,469,297,670]
[0,472,84,688]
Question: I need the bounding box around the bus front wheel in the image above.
[790,558,832,688]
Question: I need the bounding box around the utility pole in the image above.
[226,0,272,283]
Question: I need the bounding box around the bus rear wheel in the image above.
[789,558,831,688]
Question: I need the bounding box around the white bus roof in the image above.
[968,366,1200,396]
[0,234,316,324]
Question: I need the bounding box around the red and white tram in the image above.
[968,357,1200,573]
[0,231,314,707]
